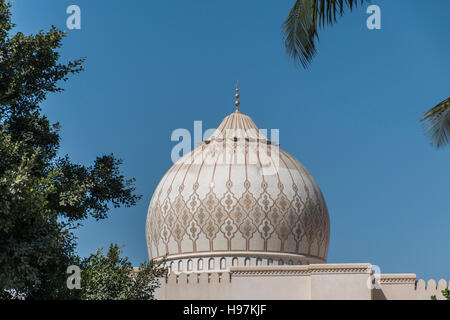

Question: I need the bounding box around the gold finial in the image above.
[234,81,240,112]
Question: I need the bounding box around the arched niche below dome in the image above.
[162,252,322,274]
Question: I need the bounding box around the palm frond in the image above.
[421,98,450,149]
[282,0,316,68]
[282,0,368,68]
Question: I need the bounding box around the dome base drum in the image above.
[159,251,326,274]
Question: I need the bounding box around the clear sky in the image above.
[10,0,449,281]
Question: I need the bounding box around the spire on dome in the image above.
[234,81,240,112]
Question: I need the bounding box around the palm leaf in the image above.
[421,98,450,149]
[282,0,368,68]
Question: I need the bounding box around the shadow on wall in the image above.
[372,288,387,300]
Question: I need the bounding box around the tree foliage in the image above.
[445,289,450,300]
[282,0,369,68]
[281,1,449,148]
[0,0,141,299]
[79,244,166,300]
[421,98,450,149]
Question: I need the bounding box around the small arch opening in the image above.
[197,258,204,271]
[220,258,226,270]
[208,258,215,270]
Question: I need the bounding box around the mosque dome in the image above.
[146,87,330,273]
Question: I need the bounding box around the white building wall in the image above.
[154,263,449,300]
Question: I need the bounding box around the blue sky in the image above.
[10,0,449,281]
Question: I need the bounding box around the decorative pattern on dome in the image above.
[146,111,330,265]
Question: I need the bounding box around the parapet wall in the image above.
[155,263,449,300]
[376,274,449,300]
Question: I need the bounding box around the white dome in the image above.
[146,110,330,272]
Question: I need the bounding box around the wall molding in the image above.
[230,263,372,277]
[378,274,416,285]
